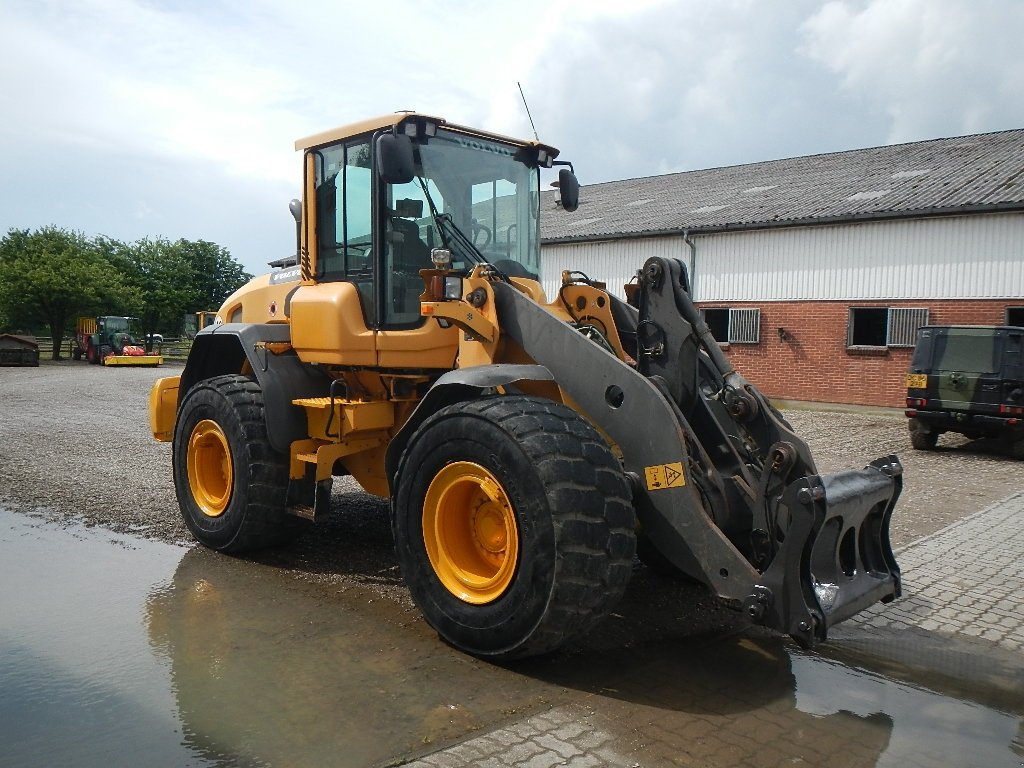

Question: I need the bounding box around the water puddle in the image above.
[518,630,1024,767]
[2,508,1022,767]
[0,510,554,767]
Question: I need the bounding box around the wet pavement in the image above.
[2,494,1023,767]
[409,492,1024,767]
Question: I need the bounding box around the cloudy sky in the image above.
[2,0,1022,276]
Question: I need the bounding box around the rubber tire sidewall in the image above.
[173,377,270,551]
[393,412,559,658]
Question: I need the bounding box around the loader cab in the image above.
[299,115,552,333]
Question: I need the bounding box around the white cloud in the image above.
[800,0,1024,141]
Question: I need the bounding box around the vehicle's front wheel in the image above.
[908,418,938,450]
[392,395,636,660]
[172,374,306,553]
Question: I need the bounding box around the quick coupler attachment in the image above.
[743,455,902,648]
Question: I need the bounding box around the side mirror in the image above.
[558,168,580,212]
[377,134,415,184]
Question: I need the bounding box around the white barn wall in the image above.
[541,212,1024,302]
[540,237,686,300]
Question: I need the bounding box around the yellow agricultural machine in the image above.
[150,113,901,659]
[74,316,162,366]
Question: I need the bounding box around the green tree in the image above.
[174,238,251,313]
[0,227,139,359]
[97,236,190,341]
[98,236,251,341]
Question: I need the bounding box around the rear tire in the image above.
[392,395,635,660]
[1002,435,1024,460]
[908,418,938,450]
[172,374,306,553]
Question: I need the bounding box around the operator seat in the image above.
[388,215,430,273]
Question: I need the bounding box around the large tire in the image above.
[392,396,636,660]
[172,374,306,553]
[908,417,938,450]
[1002,435,1024,460]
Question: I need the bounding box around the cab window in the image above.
[314,140,374,320]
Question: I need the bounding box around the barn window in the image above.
[703,308,729,342]
[702,307,761,344]
[887,308,929,347]
[847,307,928,348]
[1007,307,1024,327]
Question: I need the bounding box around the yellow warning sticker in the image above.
[644,462,686,491]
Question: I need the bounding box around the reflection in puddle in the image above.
[146,546,549,766]
[793,652,1022,768]
[0,510,553,767]
[2,508,1023,768]
[522,633,1024,767]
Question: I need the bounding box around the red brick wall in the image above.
[702,299,1017,407]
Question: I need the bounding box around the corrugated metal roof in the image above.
[541,129,1024,243]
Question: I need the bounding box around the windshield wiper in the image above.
[415,176,509,280]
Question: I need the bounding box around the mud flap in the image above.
[744,455,902,648]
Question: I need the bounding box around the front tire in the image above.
[392,396,636,660]
[172,374,306,553]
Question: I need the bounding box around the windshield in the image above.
[387,128,541,279]
[104,317,130,333]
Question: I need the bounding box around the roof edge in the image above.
[541,202,1024,244]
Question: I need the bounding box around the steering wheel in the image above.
[471,219,492,247]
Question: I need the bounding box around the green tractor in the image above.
[73,316,163,367]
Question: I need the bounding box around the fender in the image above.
[180,323,332,454]
[384,363,557,494]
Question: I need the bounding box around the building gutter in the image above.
[541,201,1024,246]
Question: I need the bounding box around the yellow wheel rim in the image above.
[186,419,233,518]
[422,461,519,604]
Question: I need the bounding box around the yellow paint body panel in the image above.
[294,398,395,442]
[376,322,458,369]
[149,376,180,442]
[289,283,376,366]
[217,271,299,325]
[104,355,163,366]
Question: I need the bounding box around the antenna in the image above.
[517,81,539,141]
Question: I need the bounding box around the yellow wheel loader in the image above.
[150,113,902,659]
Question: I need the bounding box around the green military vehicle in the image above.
[905,325,1024,456]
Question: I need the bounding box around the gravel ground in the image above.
[1,360,1019,637]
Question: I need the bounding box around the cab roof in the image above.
[294,111,559,160]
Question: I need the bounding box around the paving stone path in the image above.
[404,492,1024,768]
